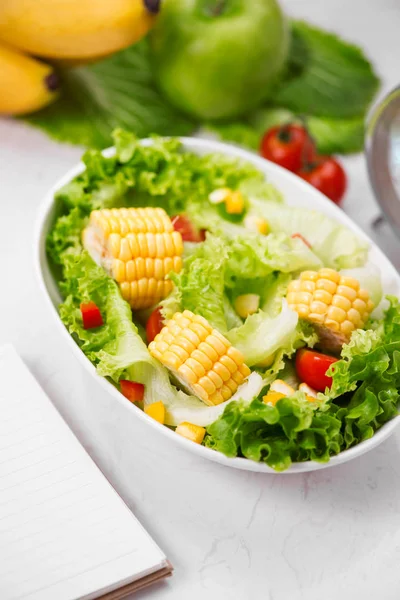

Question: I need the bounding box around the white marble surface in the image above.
[1,1,400,598]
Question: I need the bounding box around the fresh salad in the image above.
[48,130,400,472]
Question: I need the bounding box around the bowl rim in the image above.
[34,136,400,474]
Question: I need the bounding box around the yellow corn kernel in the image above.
[340,320,355,336]
[332,294,351,312]
[299,383,318,398]
[149,310,250,406]
[263,391,285,406]
[339,276,360,291]
[225,191,245,215]
[83,207,182,310]
[314,289,332,305]
[300,271,318,282]
[315,279,337,294]
[310,301,328,315]
[347,308,363,327]
[244,215,269,235]
[326,305,346,324]
[319,268,341,283]
[234,294,260,319]
[297,304,311,319]
[270,379,295,396]
[145,401,165,424]
[300,280,316,294]
[176,422,206,444]
[287,267,374,349]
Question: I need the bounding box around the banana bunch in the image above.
[0,0,159,115]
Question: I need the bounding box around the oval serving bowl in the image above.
[35,138,400,473]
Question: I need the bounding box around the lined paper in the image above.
[0,346,167,600]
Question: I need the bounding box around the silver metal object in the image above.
[366,86,400,239]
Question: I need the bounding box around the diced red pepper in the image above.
[171,215,206,242]
[146,307,164,343]
[291,233,312,248]
[80,301,103,329]
[120,380,145,403]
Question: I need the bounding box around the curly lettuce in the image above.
[206,297,400,471]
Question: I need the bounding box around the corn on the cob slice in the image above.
[83,207,183,310]
[287,268,374,351]
[149,310,251,406]
[175,422,206,444]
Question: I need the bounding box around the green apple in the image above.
[150,0,289,120]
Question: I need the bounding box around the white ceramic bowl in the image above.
[35,137,400,473]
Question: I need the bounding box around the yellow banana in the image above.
[0,0,158,62]
[0,43,59,115]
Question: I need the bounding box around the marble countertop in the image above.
[1,1,400,598]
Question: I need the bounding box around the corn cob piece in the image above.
[287,268,374,351]
[149,310,251,406]
[83,207,183,310]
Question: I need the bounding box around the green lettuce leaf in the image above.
[209,109,365,155]
[250,201,368,269]
[23,41,195,149]
[167,235,229,332]
[206,297,400,471]
[274,21,380,118]
[206,394,342,472]
[225,234,322,287]
[226,301,298,367]
[163,232,321,333]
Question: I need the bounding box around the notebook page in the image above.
[0,345,167,600]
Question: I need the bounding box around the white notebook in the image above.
[0,345,172,600]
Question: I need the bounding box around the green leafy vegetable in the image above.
[250,200,369,269]
[206,297,400,471]
[306,114,365,155]
[208,107,366,155]
[167,235,229,332]
[24,41,195,149]
[274,21,380,118]
[226,301,298,367]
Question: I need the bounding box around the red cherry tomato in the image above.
[295,349,338,392]
[171,215,206,242]
[146,307,164,343]
[80,301,103,329]
[297,157,347,205]
[120,380,145,402]
[291,233,311,248]
[260,125,315,172]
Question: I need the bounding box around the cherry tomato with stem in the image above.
[295,348,338,392]
[297,156,347,205]
[146,307,164,344]
[171,215,206,242]
[260,124,315,172]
